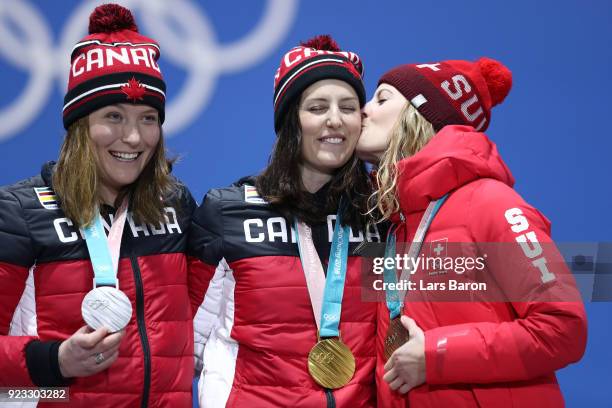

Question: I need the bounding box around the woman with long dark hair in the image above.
[0,4,196,406]
[189,36,382,407]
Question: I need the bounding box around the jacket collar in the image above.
[395,125,514,215]
[41,161,56,188]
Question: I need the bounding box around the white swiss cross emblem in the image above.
[430,238,448,258]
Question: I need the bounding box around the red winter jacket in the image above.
[189,178,382,407]
[376,126,587,408]
[0,163,196,407]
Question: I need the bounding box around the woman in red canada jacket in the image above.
[356,58,587,407]
[0,4,195,407]
[189,36,381,407]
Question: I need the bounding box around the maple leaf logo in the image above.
[121,77,146,102]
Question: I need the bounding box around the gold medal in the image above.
[384,316,410,360]
[308,337,355,389]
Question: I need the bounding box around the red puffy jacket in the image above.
[189,178,383,407]
[0,163,196,407]
[376,126,587,407]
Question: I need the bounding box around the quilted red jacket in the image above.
[189,178,383,407]
[376,126,587,408]
[0,162,196,407]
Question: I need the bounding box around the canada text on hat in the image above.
[273,47,363,106]
[69,41,161,79]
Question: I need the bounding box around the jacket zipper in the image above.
[325,389,336,408]
[130,255,151,408]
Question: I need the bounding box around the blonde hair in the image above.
[52,116,176,228]
[368,102,436,221]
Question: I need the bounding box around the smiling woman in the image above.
[253,34,370,228]
[54,102,172,228]
[189,35,383,407]
[298,79,362,194]
[0,4,196,407]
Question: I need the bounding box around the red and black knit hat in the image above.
[273,35,365,132]
[379,58,512,132]
[62,4,166,130]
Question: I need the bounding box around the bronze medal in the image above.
[384,316,410,360]
[308,338,355,389]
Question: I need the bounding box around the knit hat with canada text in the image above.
[63,3,166,129]
[273,34,365,133]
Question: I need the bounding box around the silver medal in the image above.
[81,286,132,332]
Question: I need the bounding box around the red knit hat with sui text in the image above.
[62,4,166,129]
[379,58,512,132]
[273,35,365,133]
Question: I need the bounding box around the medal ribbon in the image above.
[295,202,350,338]
[383,194,448,319]
[82,198,129,287]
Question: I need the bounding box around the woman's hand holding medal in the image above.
[383,316,426,394]
[58,325,125,378]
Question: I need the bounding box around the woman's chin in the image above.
[312,154,351,172]
[356,149,381,165]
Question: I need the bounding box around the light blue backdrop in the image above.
[1,1,610,406]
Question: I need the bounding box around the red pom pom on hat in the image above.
[477,57,512,106]
[300,34,341,52]
[89,3,138,34]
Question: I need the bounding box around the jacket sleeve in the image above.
[0,189,37,387]
[188,190,226,373]
[192,260,228,373]
[424,180,587,385]
[180,181,198,219]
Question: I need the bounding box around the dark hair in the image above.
[256,100,371,230]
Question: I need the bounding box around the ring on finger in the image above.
[94,352,105,365]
